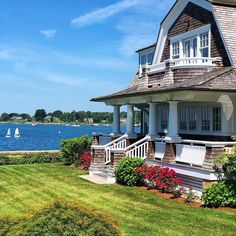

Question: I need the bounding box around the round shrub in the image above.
[115,157,144,186]
[60,135,92,165]
[1,201,120,236]
[202,181,236,208]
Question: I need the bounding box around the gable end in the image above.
[160,2,231,66]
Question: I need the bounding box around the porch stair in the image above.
[89,165,116,184]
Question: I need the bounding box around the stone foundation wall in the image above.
[203,146,225,170]
[163,143,176,163]
[90,148,106,173]
[146,141,155,160]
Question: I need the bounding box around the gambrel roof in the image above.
[212,3,236,65]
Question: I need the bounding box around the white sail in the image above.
[5,128,11,138]
[14,128,20,138]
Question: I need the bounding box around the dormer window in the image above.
[140,52,154,66]
[170,24,211,65]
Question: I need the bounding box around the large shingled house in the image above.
[90,0,236,192]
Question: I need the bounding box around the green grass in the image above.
[0,164,235,236]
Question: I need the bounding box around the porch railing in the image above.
[104,134,128,164]
[175,144,206,166]
[125,136,149,159]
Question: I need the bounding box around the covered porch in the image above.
[90,90,236,188]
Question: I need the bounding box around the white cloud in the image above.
[71,0,139,27]
[40,29,57,38]
[116,0,175,56]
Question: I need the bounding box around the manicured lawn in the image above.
[0,164,235,236]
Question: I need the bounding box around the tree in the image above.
[20,113,32,121]
[1,113,9,121]
[34,109,47,122]
[52,110,63,119]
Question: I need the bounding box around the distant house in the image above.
[84,118,93,123]
[120,118,127,124]
[10,116,23,121]
[44,116,52,122]
[90,0,236,192]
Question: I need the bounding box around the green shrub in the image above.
[202,181,236,208]
[60,135,92,165]
[115,157,144,186]
[0,152,62,166]
[0,201,120,236]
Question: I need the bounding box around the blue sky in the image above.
[0,0,174,115]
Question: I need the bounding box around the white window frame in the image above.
[170,24,211,60]
[172,41,180,59]
[178,103,222,134]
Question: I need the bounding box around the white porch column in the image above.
[166,101,181,141]
[126,104,136,138]
[111,105,121,137]
[148,103,157,139]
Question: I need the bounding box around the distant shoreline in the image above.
[0,122,113,127]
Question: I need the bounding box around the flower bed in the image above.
[135,164,183,194]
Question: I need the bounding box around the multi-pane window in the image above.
[178,106,221,133]
[179,107,197,131]
[200,32,209,58]
[202,107,211,131]
[172,42,180,59]
[189,107,197,130]
[147,52,154,65]
[213,107,221,132]
[140,52,154,65]
[140,55,146,65]
[183,40,191,58]
[161,107,168,130]
[171,28,210,61]
[180,107,188,130]
[193,38,198,57]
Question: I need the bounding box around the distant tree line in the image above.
[0,109,133,124]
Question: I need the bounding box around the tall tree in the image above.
[34,109,47,122]
[1,113,9,121]
[52,110,63,119]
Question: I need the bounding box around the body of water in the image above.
[0,123,139,151]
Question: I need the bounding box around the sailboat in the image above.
[14,128,20,138]
[5,128,11,138]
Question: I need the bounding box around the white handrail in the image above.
[126,141,149,159]
[125,136,150,151]
[104,134,128,164]
[104,134,127,148]
[182,139,236,146]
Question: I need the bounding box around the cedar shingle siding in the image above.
[161,2,231,66]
